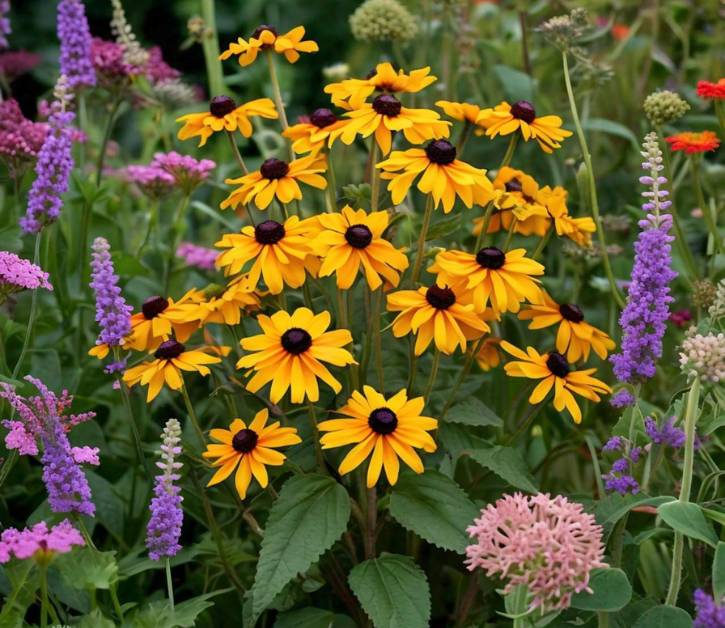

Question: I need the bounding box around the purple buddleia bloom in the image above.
[602,436,623,452]
[57,0,96,89]
[0,1,10,50]
[146,418,183,560]
[603,473,639,495]
[610,389,635,409]
[90,237,132,348]
[644,416,686,448]
[693,589,725,628]
[601,435,641,495]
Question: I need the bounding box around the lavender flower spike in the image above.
[610,133,677,384]
[57,0,96,89]
[146,418,184,560]
[90,237,132,348]
[0,1,10,50]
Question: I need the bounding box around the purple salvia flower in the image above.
[0,0,10,50]
[609,389,635,409]
[57,0,96,89]
[644,416,686,448]
[90,237,132,348]
[146,418,183,560]
[694,589,725,628]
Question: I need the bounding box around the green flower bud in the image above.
[349,0,418,43]
[643,90,690,126]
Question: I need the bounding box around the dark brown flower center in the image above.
[142,296,169,319]
[425,285,456,310]
[372,94,402,117]
[260,158,289,180]
[281,328,312,355]
[505,178,523,193]
[310,107,337,128]
[232,428,258,453]
[368,407,398,435]
[476,247,506,270]
[209,95,236,118]
[546,352,570,378]
[254,220,286,245]
[154,339,185,360]
[345,224,373,249]
[251,24,277,43]
[510,100,536,124]
[425,139,456,165]
[559,303,584,323]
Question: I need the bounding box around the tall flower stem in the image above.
[11,232,42,379]
[199,0,225,97]
[325,151,338,213]
[440,337,484,419]
[369,141,380,212]
[308,402,325,471]
[181,383,205,448]
[39,562,49,628]
[372,288,385,390]
[665,376,701,606]
[423,350,441,399]
[410,195,435,285]
[365,487,377,559]
[266,50,291,145]
[689,155,721,255]
[226,130,249,175]
[509,584,530,628]
[114,347,148,476]
[163,194,191,293]
[165,558,175,611]
[561,51,624,308]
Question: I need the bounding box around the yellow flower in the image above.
[221,155,327,211]
[430,247,544,314]
[203,411,301,499]
[122,340,223,402]
[318,386,437,487]
[126,291,204,352]
[237,307,356,404]
[500,341,611,424]
[325,62,436,110]
[477,100,573,154]
[215,216,319,294]
[283,108,349,155]
[168,277,263,326]
[220,25,318,67]
[376,140,495,213]
[518,292,615,362]
[387,283,490,356]
[435,100,486,127]
[313,205,409,290]
[475,336,502,372]
[538,185,596,246]
[176,97,277,147]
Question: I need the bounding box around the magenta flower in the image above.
[0,520,84,563]
[0,50,41,81]
[176,242,218,271]
[0,251,53,304]
[0,0,10,50]
[151,151,215,195]
[123,164,175,198]
[0,99,48,176]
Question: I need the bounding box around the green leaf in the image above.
[426,214,461,241]
[594,494,676,538]
[493,64,535,102]
[713,542,725,600]
[702,507,725,527]
[55,548,118,590]
[86,472,125,537]
[468,446,537,492]
[570,568,631,611]
[273,607,356,628]
[389,470,479,553]
[581,118,640,151]
[658,501,718,547]
[348,553,430,628]
[443,397,503,428]
[632,605,691,628]
[123,591,225,628]
[251,474,351,619]
[77,609,116,628]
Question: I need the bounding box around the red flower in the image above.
[696,79,725,101]
[665,131,720,154]
[611,24,630,41]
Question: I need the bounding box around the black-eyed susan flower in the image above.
[387,283,490,355]
[220,155,327,210]
[313,205,409,290]
[477,100,573,154]
[126,291,204,352]
[500,341,611,423]
[518,292,615,362]
[122,340,223,402]
[435,100,490,135]
[203,410,301,499]
[325,62,436,110]
[220,25,318,67]
[475,336,502,372]
[430,247,544,314]
[237,308,355,404]
[538,185,596,246]
[283,108,349,155]
[318,386,437,487]
[377,139,495,213]
[168,277,262,327]
[215,216,319,294]
[176,96,278,147]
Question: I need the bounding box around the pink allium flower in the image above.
[123,164,175,198]
[0,251,53,304]
[0,100,48,176]
[150,151,215,195]
[0,520,84,563]
[465,493,607,612]
[176,242,218,271]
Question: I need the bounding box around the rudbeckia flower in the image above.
[168,277,262,326]
[665,131,720,154]
[500,342,611,423]
[126,291,204,352]
[696,79,725,100]
[215,216,319,294]
[313,205,409,290]
[538,185,596,246]
[518,292,615,362]
[387,283,490,355]
[122,340,223,402]
[283,108,348,155]
[176,96,278,147]
[377,139,495,213]
[477,100,573,154]
[435,100,487,129]
[220,25,318,67]
[318,386,437,487]
[475,336,502,372]
[430,247,544,314]
[203,410,301,499]
[220,155,327,210]
[325,62,436,110]
[237,307,356,404]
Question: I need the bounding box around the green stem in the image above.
[308,403,325,471]
[266,50,290,132]
[422,350,441,399]
[440,338,484,419]
[531,226,552,260]
[11,232,42,379]
[39,562,49,628]
[164,194,191,294]
[365,487,377,559]
[370,140,380,212]
[114,347,148,476]
[689,156,721,255]
[165,558,175,611]
[181,382,205,449]
[325,151,338,213]
[372,288,385,391]
[410,195,435,285]
[137,199,159,257]
[226,130,249,175]
[199,0,225,97]
[510,584,530,628]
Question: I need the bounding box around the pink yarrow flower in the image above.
[176,242,218,271]
[123,164,175,198]
[0,520,84,563]
[0,251,53,304]
[150,151,215,195]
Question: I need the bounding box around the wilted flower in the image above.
[536,8,589,51]
[643,90,690,126]
[349,0,418,43]
[679,328,725,383]
[110,0,149,68]
[0,251,53,304]
[692,279,717,310]
[0,520,84,564]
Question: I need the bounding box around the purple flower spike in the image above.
[644,416,686,448]
[90,237,132,348]
[57,0,96,89]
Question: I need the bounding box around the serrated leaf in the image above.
[273,607,356,628]
[251,474,350,619]
[389,470,478,553]
[632,605,691,628]
[658,501,718,547]
[123,590,225,628]
[570,568,631,611]
[468,446,537,492]
[713,542,725,600]
[348,553,430,628]
[55,548,118,590]
[443,397,502,428]
[77,609,115,628]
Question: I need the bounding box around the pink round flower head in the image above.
[465,493,607,612]
[150,151,215,195]
[0,519,84,564]
[176,242,218,271]
[123,164,175,199]
[0,251,53,304]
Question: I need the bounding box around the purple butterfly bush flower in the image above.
[609,389,635,409]
[0,0,10,50]
[57,0,96,89]
[90,237,132,349]
[644,416,686,448]
[694,589,725,628]
[601,435,641,495]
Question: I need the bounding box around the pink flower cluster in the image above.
[90,38,180,88]
[0,50,41,80]
[123,164,176,198]
[151,151,215,194]
[0,520,84,563]
[465,493,607,612]
[0,251,53,303]
[176,242,218,271]
[0,100,48,175]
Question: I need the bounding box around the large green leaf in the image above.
[86,471,125,537]
[443,397,503,428]
[570,568,631,611]
[469,446,537,492]
[55,548,118,590]
[493,64,535,103]
[658,501,718,547]
[581,118,639,151]
[348,553,430,628]
[389,470,479,553]
[594,494,676,538]
[273,607,356,628]
[251,474,351,619]
[123,591,225,628]
[631,605,691,628]
[713,542,725,600]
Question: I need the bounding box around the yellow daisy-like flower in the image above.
[477,100,573,154]
[430,247,544,314]
[237,307,356,404]
[176,96,278,147]
[168,277,262,327]
[220,25,318,67]
[518,292,615,362]
[435,100,487,128]
[318,386,437,487]
[126,291,204,352]
[122,340,223,402]
[475,336,502,372]
[376,140,495,213]
[538,185,596,246]
[215,216,318,294]
[313,205,409,290]
[203,410,301,499]
[325,62,436,110]
[500,341,611,424]
[283,108,349,155]
[387,283,490,356]
[221,155,327,211]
